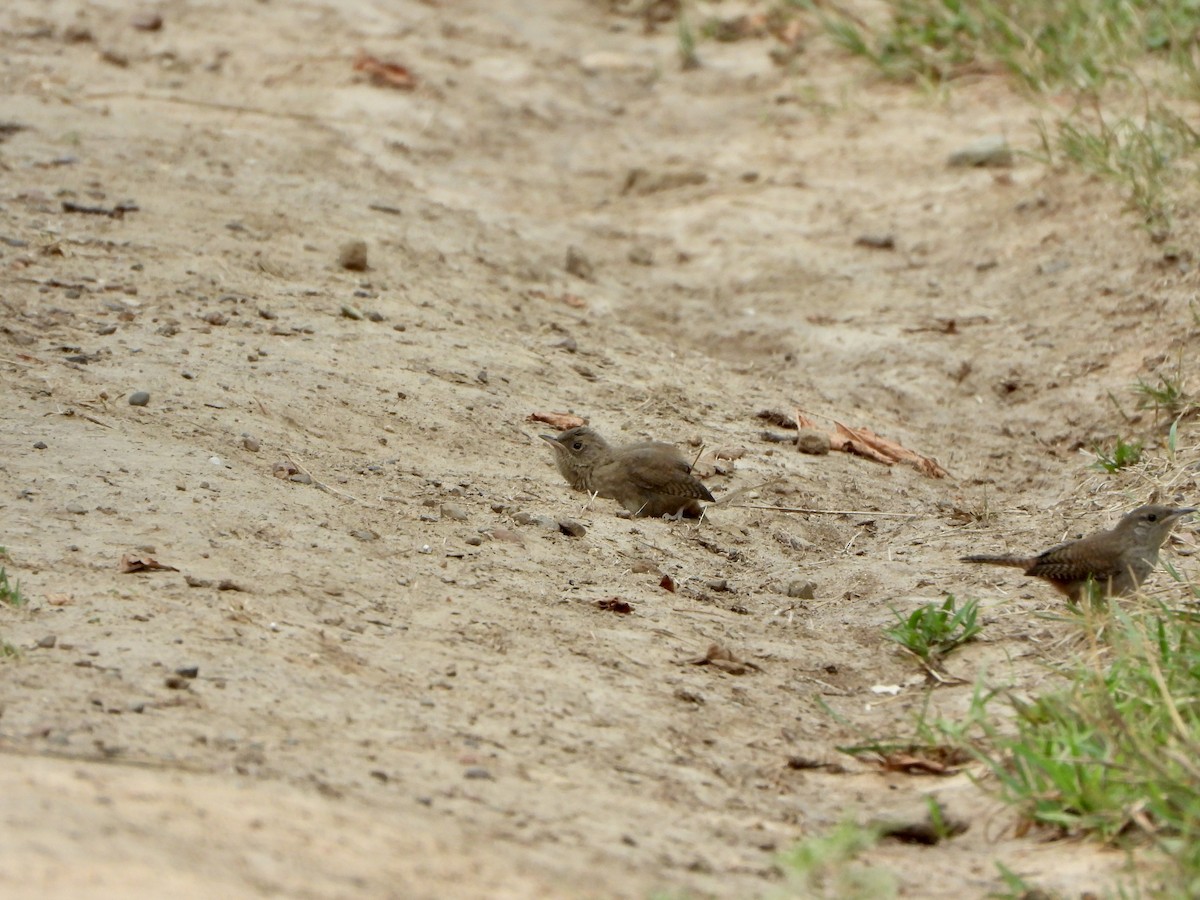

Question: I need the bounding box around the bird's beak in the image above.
[1171,507,1198,520]
[538,434,561,448]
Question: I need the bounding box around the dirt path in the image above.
[2,1,1196,896]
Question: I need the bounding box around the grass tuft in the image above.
[885,595,981,668]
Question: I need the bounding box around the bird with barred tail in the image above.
[962,504,1195,603]
[539,426,714,519]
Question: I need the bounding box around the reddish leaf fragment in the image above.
[527,411,586,431]
[596,598,633,614]
[119,554,179,573]
[792,408,949,478]
[353,52,418,90]
[876,746,968,776]
[659,574,676,592]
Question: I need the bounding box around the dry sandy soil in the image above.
[2,1,1199,897]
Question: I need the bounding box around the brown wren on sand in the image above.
[962,504,1194,603]
[539,426,714,518]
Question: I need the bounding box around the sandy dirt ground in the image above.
[2,1,1199,897]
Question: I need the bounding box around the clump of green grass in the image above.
[953,602,1200,895]
[817,0,1200,236]
[1039,105,1200,234]
[0,557,25,608]
[677,13,700,70]
[776,820,896,899]
[885,595,981,670]
[1092,436,1143,472]
[1135,371,1193,421]
[818,0,1197,91]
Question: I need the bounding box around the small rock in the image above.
[351,529,380,542]
[66,503,87,515]
[340,304,364,320]
[33,441,47,450]
[97,323,118,335]
[366,310,384,322]
[175,665,199,679]
[131,12,163,31]
[674,687,705,705]
[464,767,493,780]
[128,391,150,406]
[36,635,57,649]
[289,472,313,485]
[787,580,817,600]
[706,578,729,592]
[855,233,895,250]
[241,435,261,452]
[948,135,1013,168]
[558,519,586,538]
[441,504,469,522]
[181,370,195,380]
[796,430,831,455]
[338,240,369,271]
[565,245,594,280]
[628,246,654,266]
[164,675,190,690]
[511,511,535,526]
[464,535,483,546]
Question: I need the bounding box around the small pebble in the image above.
[242,435,261,452]
[181,370,195,380]
[175,665,199,679]
[948,135,1013,168]
[36,635,57,649]
[341,304,364,320]
[366,311,384,322]
[128,391,150,406]
[558,520,586,538]
[33,441,47,450]
[706,578,729,592]
[289,472,313,484]
[464,535,483,546]
[787,580,817,600]
[97,324,118,335]
[796,430,831,455]
[66,502,87,515]
[131,12,163,31]
[464,767,493,780]
[338,240,369,271]
[565,245,594,280]
[164,675,190,690]
[351,529,380,542]
[441,504,469,522]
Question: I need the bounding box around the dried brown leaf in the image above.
[118,554,179,573]
[353,52,418,90]
[527,411,587,431]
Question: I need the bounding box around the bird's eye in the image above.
[1147,513,1159,522]
[572,441,583,450]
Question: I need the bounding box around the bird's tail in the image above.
[961,554,1036,569]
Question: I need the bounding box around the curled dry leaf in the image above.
[792,410,949,478]
[527,411,587,431]
[682,642,762,674]
[596,597,633,614]
[353,52,418,90]
[119,554,179,573]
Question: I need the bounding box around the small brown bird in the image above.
[539,426,714,518]
[962,504,1195,603]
